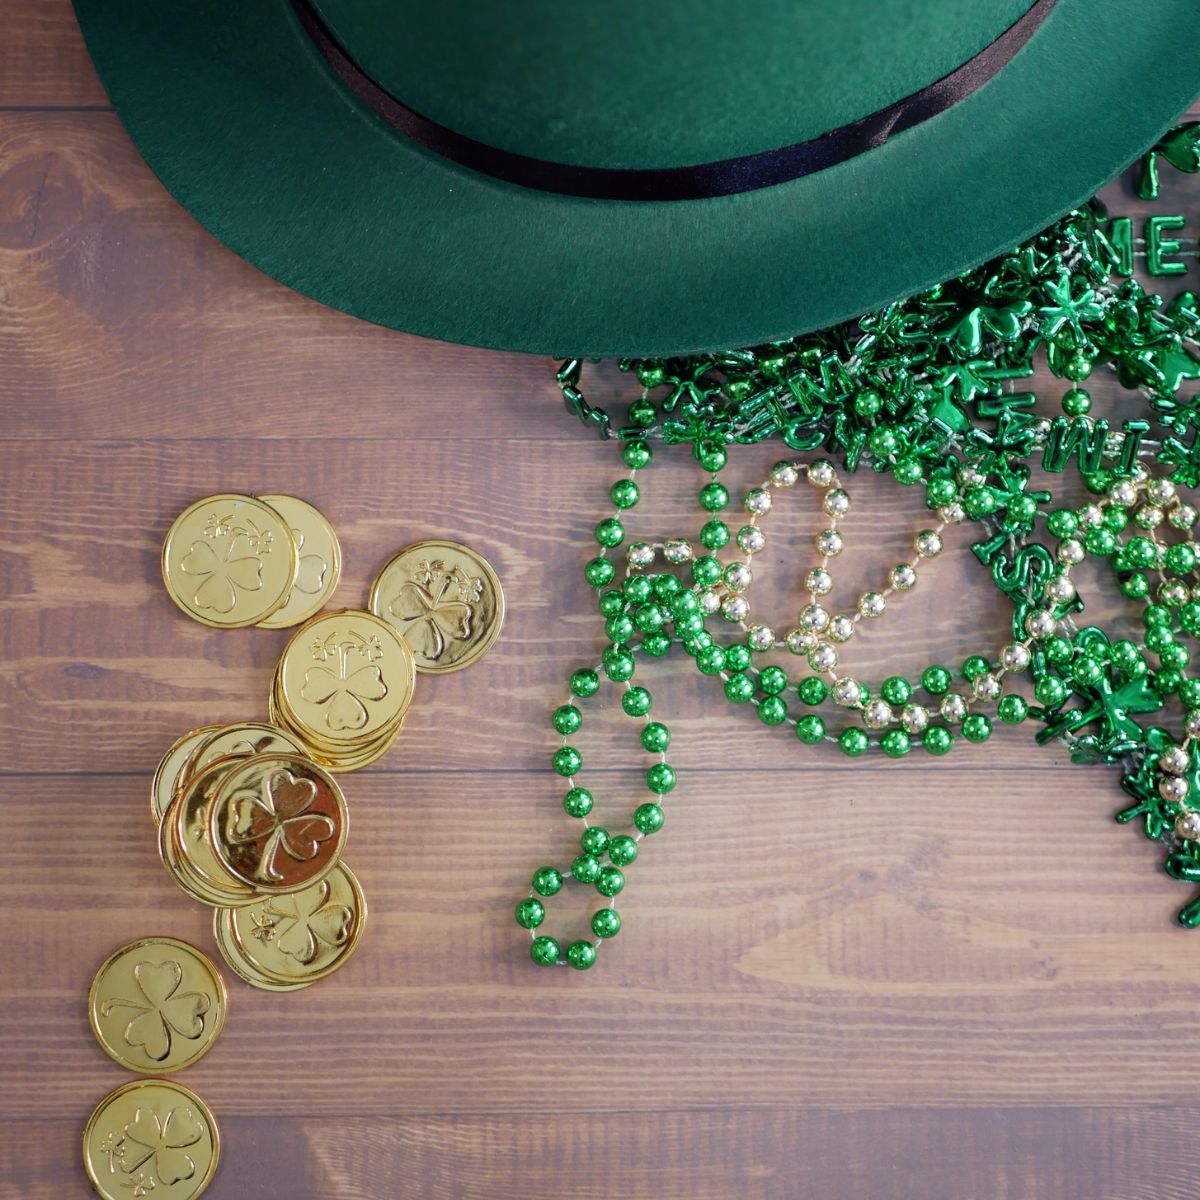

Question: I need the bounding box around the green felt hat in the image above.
[74,0,1200,357]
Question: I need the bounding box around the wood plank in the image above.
[0,0,110,108]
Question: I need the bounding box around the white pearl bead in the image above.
[627,543,655,568]
[1176,811,1200,840]
[823,488,851,517]
[1149,478,1177,506]
[828,615,854,643]
[806,568,833,595]
[832,677,863,707]
[808,460,836,487]
[663,538,693,564]
[973,673,1002,701]
[890,563,917,591]
[940,694,968,724]
[1161,747,1190,775]
[1045,575,1076,604]
[785,628,815,654]
[858,591,886,618]
[747,623,775,651]
[808,644,838,671]
[721,596,750,622]
[1108,480,1137,507]
[770,462,799,487]
[724,563,752,592]
[744,488,772,515]
[915,530,943,558]
[697,589,720,614]
[1001,643,1031,672]
[1159,775,1189,803]
[937,503,967,525]
[800,604,830,632]
[736,526,766,553]
[863,699,893,729]
[901,704,929,734]
[1025,610,1056,639]
[817,529,844,556]
[1056,539,1085,566]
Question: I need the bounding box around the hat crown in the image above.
[310,0,1034,169]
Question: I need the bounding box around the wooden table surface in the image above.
[5,7,1200,1197]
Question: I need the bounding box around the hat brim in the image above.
[73,0,1200,357]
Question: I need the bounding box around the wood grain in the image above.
[4,4,1200,1197]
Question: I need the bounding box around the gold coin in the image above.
[88,937,227,1074]
[207,752,348,893]
[369,539,504,673]
[84,1078,220,1200]
[269,676,403,771]
[151,726,222,825]
[162,494,298,628]
[276,609,414,745]
[255,495,342,629]
[210,910,310,992]
[226,862,367,985]
[183,722,311,788]
[170,760,258,906]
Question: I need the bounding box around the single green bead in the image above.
[700,518,730,549]
[1046,509,1078,539]
[675,611,703,636]
[1155,669,1183,698]
[1144,626,1175,653]
[598,589,626,617]
[1061,387,1091,416]
[596,866,624,897]
[515,898,546,929]
[855,389,883,417]
[1159,643,1190,671]
[881,729,911,758]
[1083,469,1113,494]
[605,614,635,644]
[1124,536,1158,569]
[608,835,639,866]
[1045,637,1073,666]
[594,517,624,548]
[592,908,622,939]
[961,713,992,743]
[726,644,752,672]
[532,866,563,896]
[1179,678,1200,709]
[997,694,1028,724]
[724,378,752,402]
[893,458,924,486]
[1109,640,1141,672]
[653,573,681,599]
[1034,676,1067,707]
[623,575,652,603]
[1142,605,1172,630]
[880,676,912,706]
[622,686,652,717]
[1167,543,1198,575]
[530,936,561,967]
[636,362,665,388]
[634,803,664,834]
[1085,527,1116,557]
[962,655,989,681]
[760,665,789,695]
[1064,353,1092,382]
[697,441,727,471]
[623,440,652,469]
[646,763,676,794]
[610,479,640,509]
[552,704,582,735]
[564,787,597,816]
[1102,505,1128,533]
[566,940,597,970]
[963,486,998,519]
[641,722,671,753]
[725,672,754,703]
[927,477,958,506]
[580,827,610,857]
[1083,637,1110,663]
[697,644,726,676]
[683,630,713,654]
[868,427,898,456]
[758,696,788,726]
[923,726,953,755]
[643,631,671,657]
[1007,495,1038,525]
[691,555,722,586]
[798,676,828,705]
[1120,572,1150,600]
[922,666,952,695]
[839,727,870,757]
[669,590,699,616]
[584,557,616,588]
[571,854,602,884]
[635,602,665,632]
[796,714,826,744]
[603,646,635,682]
[628,400,657,428]
[1072,656,1103,686]
[1181,604,1200,635]
[553,747,582,777]
[699,482,730,511]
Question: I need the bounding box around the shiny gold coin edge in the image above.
[151,725,223,826]
[226,862,368,985]
[206,752,349,895]
[368,539,505,674]
[88,936,229,1074]
[159,789,255,909]
[161,492,299,629]
[269,678,403,767]
[83,1076,221,1200]
[174,757,262,901]
[254,494,344,630]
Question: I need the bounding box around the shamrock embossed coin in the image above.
[211,910,309,992]
[207,752,348,893]
[89,937,228,1074]
[370,540,505,673]
[255,494,342,629]
[84,1078,220,1200]
[162,494,298,628]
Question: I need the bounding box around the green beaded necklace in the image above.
[516,125,1200,969]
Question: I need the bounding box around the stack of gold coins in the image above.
[269,608,417,770]
[161,493,341,629]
